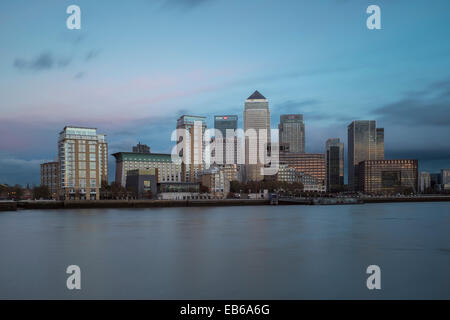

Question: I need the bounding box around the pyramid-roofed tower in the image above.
[247,90,266,100]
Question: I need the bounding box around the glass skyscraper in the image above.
[326,138,344,192]
[279,114,305,153]
[214,115,238,165]
[176,115,207,182]
[347,120,384,191]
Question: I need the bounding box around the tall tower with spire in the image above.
[243,90,271,182]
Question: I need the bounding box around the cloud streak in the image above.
[13,52,71,71]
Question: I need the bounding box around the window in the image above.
[89,154,96,161]
[89,145,97,153]
[79,170,86,178]
[79,162,86,170]
[78,144,86,152]
[90,162,96,170]
[79,153,86,161]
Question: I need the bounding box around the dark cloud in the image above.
[13,52,71,71]
[161,0,211,10]
[373,78,450,127]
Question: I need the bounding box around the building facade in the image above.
[157,182,203,200]
[58,126,108,200]
[200,166,230,199]
[279,153,326,189]
[358,159,418,194]
[419,171,431,193]
[113,152,181,187]
[243,91,271,182]
[125,169,157,199]
[176,115,207,182]
[276,164,302,184]
[325,138,344,193]
[348,120,384,191]
[441,169,450,191]
[214,115,239,165]
[40,161,59,199]
[279,114,305,153]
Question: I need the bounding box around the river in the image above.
[1,202,449,299]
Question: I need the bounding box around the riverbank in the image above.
[1,196,450,211]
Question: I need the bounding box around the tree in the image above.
[33,185,51,199]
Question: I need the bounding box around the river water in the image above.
[1,203,449,299]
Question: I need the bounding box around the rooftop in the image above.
[247,90,266,100]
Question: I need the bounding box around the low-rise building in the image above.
[358,160,418,194]
[279,152,326,189]
[113,152,182,188]
[199,166,230,199]
[125,169,158,199]
[157,182,205,200]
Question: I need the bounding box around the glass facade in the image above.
[348,120,384,191]
[326,138,344,192]
[279,114,305,153]
[358,160,418,194]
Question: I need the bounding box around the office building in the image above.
[214,115,239,165]
[125,169,157,199]
[279,114,305,153]
[58,126,108,200]
[243,90,270,182]
[277,164,302,184]
[376,128,384,160]
[358,159,418,194]
[279,153,326,188]
[40,161,59,199]
[132,142,150,154]
[113,152,181,187]
[419,171,431,193]
[348,120,384,191]
[325,138,344,192]
[176,115,207,182]
[441,169,450,191]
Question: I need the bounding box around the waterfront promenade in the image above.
[2,195,450,211]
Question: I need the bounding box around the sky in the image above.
[1,0,450,186]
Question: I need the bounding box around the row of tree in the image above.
[229,180,304,196]
[0,184,51,200]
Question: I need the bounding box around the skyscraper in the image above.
[58,126,108,200]
[279,114,305,153]
[325,138,344,192]
[176,115,207,182]
[376,128,384,160]
[243,91,270,181]
[214,115,238,165]
[347,120,384,191]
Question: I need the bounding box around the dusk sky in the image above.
[1,0,450,186]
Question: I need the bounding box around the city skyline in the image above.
[1,0,450,185]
